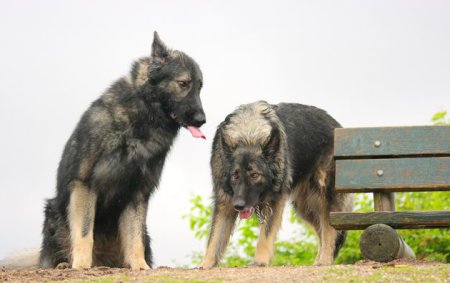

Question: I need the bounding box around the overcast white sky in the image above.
[0,0,449,267]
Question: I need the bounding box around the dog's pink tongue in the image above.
[187,126,206,140]
[238,207,255,220]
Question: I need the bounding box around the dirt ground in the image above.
[1,259,449,283]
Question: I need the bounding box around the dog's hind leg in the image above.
[292,181,338,266]
[310,156,345,266]
[200,197,237,269]
[295,197,337,266]
[39,198,70,268]
[118,197,150,270]
[313,193,353,265]
[68,181,97,269]
[315,211,338,265]
[253,194,287,266]
[315,186,354,265]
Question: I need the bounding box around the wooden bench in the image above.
[330,125,450,262]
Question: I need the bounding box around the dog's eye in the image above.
[249,172,260,180]
[231,172,239,181]
[177,81,188,88]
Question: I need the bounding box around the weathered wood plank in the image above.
[330,211,450,230]
[334,126,450,158]
[335,157,450,192]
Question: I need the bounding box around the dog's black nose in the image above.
[233,199,245,211]
[192,112,206,127]
[234,204,245,211]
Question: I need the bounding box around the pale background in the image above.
[0,0,449,267]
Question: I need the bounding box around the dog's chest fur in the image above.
[92,112,177,186]
[85,87,179,204]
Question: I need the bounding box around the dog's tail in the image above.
[0,248,40,269]
[333,230,347,258]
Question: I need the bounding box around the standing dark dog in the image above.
[39,32,206,270]
[200,101,353,268]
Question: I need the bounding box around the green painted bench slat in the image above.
[334,126,450,158]
[335,157,450,192]
[330,211,450,230]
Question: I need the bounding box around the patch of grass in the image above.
[376,265,450,282]
[321,265,450,283]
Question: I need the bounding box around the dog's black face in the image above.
[227,149,274,219]
[148,32,206,136]
[223,130,280,219]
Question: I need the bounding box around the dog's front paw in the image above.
[71,262,91,269]
[56,262,70,269]
[198,260,216,269]
[71,257,92,269]
[129,259,150,270]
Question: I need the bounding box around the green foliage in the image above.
[185,110,450,266]
[183,194,212,241]
[272,236,316,265]
[396,191,450,262]
[431,110,450,125]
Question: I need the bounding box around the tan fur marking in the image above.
[114,105,130,125]
[316,167,328,189]
[170,50,183,60]
[224,101,273,148]
[254,195,287,265]
[166,72,192,101]
[69,181,97,269]
[78,159,95,180]
[118,201,149,270]
[134,59,149,87]
[200,198,236,269]
[89,107,111,126]
[101,93,114,104]
[174,72,191,82]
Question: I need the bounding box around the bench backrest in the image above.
[331,125,450,230]
[334,126,450,193]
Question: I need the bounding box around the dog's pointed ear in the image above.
[263,128,280,159]
[151,31,169,64]
[218,134,235,196]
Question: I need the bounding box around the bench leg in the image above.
[360,224,415,262]
[360,192,415,262]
